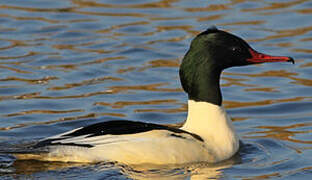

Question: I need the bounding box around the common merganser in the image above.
[13,27,294,164]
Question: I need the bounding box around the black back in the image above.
[64,120,203,141]
[34,120,203,148]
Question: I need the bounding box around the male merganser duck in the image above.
[13,27,294,164]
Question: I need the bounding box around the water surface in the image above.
[0,0,312,179]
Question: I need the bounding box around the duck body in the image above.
[13,27,293,165]
[16,100,238,164]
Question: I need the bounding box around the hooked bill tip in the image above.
[287,57,295,64]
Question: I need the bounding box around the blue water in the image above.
[0,0,312,179]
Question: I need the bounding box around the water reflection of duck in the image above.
[14,27,294,164]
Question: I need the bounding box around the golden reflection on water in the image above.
[245,122,312,146]
[108,83,181,94]
[0,5,74,13]
[94,99,178,109]
[37,56,126,71]
[289,76,312,86]
[244,87,278,92]
[185,4,229,12]
[249,26,312,42]
[299,62,312,68]
[0,65,32,74]
[96,21,149,34]
[53,44,110,54]
[241,0,308,12]
[11,157,237,180]
[292,48,312,54]
[116,58,180,74]
[296,7,312,14]
[120,155,241,180]
[224,70,298,78]
[74,9,147,17]
[197,14,225,22]
[48,76,123,91]
[147,35,189,44]
[0,51,38,60]
[5,109,84,117]
[0,13,60,24]
[218,20,265,26]
[224,96,312,109]
[71,0,180,9]
[0,76,58,84]
[134,104,186,114]
[0,112,126,131]
[0,39,34,50]
[12,160,89,175]
[0,83,181,102]
[222,76,255,87]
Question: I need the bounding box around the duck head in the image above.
[180,27,294,105]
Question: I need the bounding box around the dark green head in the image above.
[180,27,294,105]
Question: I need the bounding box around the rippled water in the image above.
[0,0,312,179]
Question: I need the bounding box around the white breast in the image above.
[181,100,239,162]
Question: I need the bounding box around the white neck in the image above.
[181,100,239,162]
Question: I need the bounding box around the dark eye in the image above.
[231,47,242,53]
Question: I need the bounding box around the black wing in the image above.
[34,120,203,148]
[64,120,203,141]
